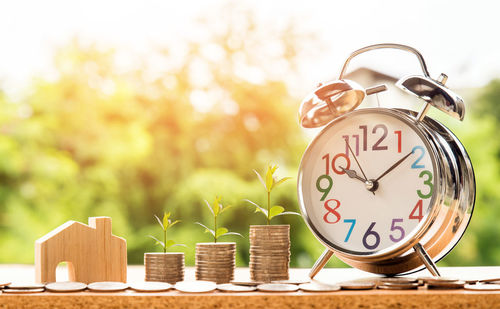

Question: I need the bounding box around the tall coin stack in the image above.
[195,242,236,284]
[144,252,184,284]
[249,225,290,282]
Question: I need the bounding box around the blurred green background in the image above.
[1,2,500,268]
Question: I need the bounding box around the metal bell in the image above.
[299,79,365,128]
[396,74,465,121]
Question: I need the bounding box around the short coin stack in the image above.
[144,252,184,284]
[249,225,290,282]
[195,242,236,284]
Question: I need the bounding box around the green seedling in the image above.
[246,164,300,225]
[148,212,186,253]
[195,196,243,243]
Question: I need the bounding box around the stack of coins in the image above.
[195,242,236,284]
[249,225,290,282]
[144,252,184,284]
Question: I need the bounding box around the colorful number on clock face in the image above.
[300,110,436,254]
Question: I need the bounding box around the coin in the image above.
[0,282,11,288]
[45,282,87,292]
[230,280,264,286]
[87,281,128,292]
[427,280,465,289]
[299,282,341,292]
[3,288,45,294]
[380,282,419,289]
[7,283,45,289]
[464,284,500,291]
[340,281,376,290]
[421,277,460,284]
[379,277,418,284]
[175,281,216,293]
[129,281,172,292]
[479,278,500,283]
[217,284,257,292]
[378,284,418,290]
[257,283,299,292]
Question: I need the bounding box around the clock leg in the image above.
[413,243,441,277]
[309,249,334,279]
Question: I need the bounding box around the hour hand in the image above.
[339,166,366,183]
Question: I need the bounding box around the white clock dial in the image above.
[299,110,437,255]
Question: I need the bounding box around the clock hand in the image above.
[339,166,366,182]
[374,150,414,182]
[339,166,376,195]
[345,138,368,181]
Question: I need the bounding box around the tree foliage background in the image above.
[0,5,499,268]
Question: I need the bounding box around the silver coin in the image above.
[7,282,45,289]
[175,281,216,293]
[0,281,11,288]
[257,283,299,292]
[427,280,465,289]
[129,281,172,292]
[45,281,87,292]
[3,288,45,294]
[479,278,500,283]
[87,281,128,292]
[340,281,376,290]
[380,282,419,288]
[379,277,418,284]
[421,277,460,284]
[378,283,418,290]
[230,280,264,286]
[217,283,256,292]
[299,282,340,292]
[464,284,500,291]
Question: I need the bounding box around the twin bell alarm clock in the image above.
[297,43,475,278]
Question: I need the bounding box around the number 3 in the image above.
[417,170,434,199]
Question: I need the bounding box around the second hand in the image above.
[344,139,374,195]
[345,139,368,181]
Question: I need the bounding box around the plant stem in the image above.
[214,213,217,243]
[163,228,167,253]
[267,191,271,225]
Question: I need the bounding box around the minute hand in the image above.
[374,151,413,182]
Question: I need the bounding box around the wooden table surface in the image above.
[1,265,500,308]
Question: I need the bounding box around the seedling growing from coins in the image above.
[246,164,300,225]
[148,212,185,253]
[195,196,243,243]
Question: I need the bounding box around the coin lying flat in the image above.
[257,283,299,292]
[3,288,45,294]
[427,280,465,289]
[340,281,376,290]
[378,283,419,290]
[464,284,500,291]
[230,280,264,286]
[7,283,45,289]
[423,277,460,284]
[175,281,216,293]
[217,284,256,292]
[129,281,172,292]
[45,282,87,292]
[379,277,418,284]
[0,282,11,288]
[87,281,128,292]
[299,282,341,292]
[479,278,500,283]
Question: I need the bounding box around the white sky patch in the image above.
[0,0,499,101]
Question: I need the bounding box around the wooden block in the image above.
[35,217,127,283]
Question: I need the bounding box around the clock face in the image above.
[298,109,438,255]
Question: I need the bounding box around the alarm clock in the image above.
[297,44,475,277]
